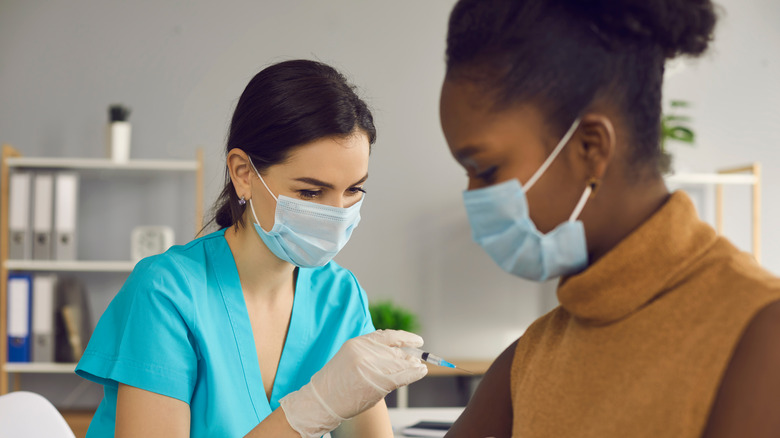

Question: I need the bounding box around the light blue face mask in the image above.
[462,118,592,282]
[248,162,363,268]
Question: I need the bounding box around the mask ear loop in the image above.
[523,117,582,193]
[247,157,279,202]
[568,178,599,222]
[247,157,278,230]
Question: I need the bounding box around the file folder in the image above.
[32,172,54,260]
[7,273,33,363]
[32,274,57,363]
[54,277,91,363]
[54,172,79,260]
[9,171,32,260]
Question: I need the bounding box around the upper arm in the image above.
[445,339,516,438]
[330,398,393,438]
[76,259,198,402]
[701,299,780,438]
[116,384,190,438]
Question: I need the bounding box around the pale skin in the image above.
[115,130,395,438]
[439,79,780,438]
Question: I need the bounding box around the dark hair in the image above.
[206,59,376,231]
[445,0,717,174]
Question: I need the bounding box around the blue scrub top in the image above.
[76,229,375,437]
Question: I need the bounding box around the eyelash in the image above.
[297,187,366,200]
[298,190,321,200]
[348,187,367,196]
[474,166,498,183]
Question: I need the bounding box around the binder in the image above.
[32,172,54,260]
[7,273,33,363]
[54,277,91,363]
[9,171,32,260]
[54,172,79,260]
[31,274,57,363]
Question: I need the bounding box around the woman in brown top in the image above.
[438,1,780,437]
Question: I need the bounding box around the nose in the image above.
[325,194,361,209]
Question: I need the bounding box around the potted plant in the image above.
[369,301,419,332]
[659,99,696,174]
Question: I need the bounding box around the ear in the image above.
[227,148,255,200]
[575,113,616,182]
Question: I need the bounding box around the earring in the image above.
[238,195,246,206]
[587,177,601,198]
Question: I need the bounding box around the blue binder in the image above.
[7,273,33,362]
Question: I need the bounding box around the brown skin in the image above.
[439,79,780,437]
[116,131,394,438]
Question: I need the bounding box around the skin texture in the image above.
[439,79,780,437]
[116,131,395,438]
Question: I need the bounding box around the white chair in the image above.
[0,391,76,438]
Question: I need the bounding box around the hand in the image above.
[279,330,428,438]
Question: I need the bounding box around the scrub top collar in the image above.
[209,230,311,417]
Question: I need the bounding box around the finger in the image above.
[390,363,428,386]
[366,329,424,348]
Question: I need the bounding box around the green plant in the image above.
[659,99,696,173]
[369,301,419,332]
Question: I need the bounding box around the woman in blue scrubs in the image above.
[76,60,427,437]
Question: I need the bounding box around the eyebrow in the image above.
[294,173,369,189]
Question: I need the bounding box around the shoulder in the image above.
[446,339,516,437]
[702,299,780,437]
[516,306,571,350]
[123,230,225,302]
[698,239,780,298]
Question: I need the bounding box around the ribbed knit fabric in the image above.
[511,191,780,437]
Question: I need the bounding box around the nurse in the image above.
[439,0,780,437]
[76,59,427,437]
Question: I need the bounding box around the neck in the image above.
[224,221,296,302]
[586,177,671,264]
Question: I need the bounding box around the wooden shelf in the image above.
[666,173,757,185]
[4,260,136,272]
[4,362,77,374]
[6,156,199,172]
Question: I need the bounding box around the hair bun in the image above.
[571,0,717,59]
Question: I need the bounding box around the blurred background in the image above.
[1,0,778,417]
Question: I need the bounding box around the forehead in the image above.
[440,80,547,153]
[278,132,369,176]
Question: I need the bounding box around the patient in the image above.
[76,59,426,437]
[438,1,780,437]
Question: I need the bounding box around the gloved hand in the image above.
[279,330,428,437]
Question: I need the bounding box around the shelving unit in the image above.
[4,260,136,272]
[665,163,761,263]
[4,362,77,374]
[0,144,204,395]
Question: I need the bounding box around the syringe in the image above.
[401,347,467,371]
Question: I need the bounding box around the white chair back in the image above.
[0,391,77,438]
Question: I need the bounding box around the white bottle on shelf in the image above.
[108,121,131,163]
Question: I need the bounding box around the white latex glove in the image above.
[279,330,428,438]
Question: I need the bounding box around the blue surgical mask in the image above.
[462,118,592,282]
[248,162,363,268]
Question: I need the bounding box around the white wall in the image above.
[1,0,778,406]
[663,0,780,267]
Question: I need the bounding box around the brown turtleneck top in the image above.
[510,191,780,437]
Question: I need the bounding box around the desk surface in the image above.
[388,407,464,437]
